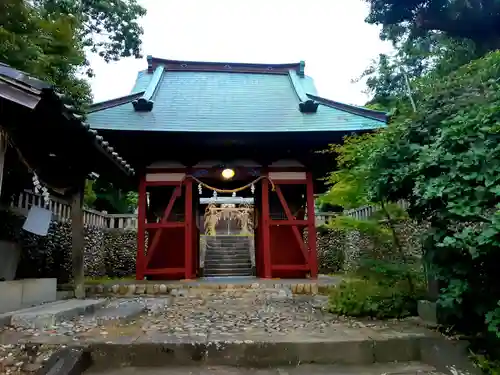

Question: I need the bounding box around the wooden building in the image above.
[0,63,134,296]
[87,56,387,280]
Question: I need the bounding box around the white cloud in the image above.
[88,0,393,105]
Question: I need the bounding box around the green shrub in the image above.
[328,278,419,318]
[329,259,426,319]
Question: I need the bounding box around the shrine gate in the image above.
[87,57,387,280]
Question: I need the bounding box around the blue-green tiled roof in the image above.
[88,61,386,133]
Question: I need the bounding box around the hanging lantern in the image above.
[23,206,52,236]
[198,183,202,195]
[232,191,236,197]
[251,183,255,194]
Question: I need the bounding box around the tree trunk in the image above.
[71,181,85,299]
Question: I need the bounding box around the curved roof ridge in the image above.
[89,92,144,113]
[147,55,302,75]
[306,93,388,122]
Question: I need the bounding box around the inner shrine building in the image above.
[87,56,387,280]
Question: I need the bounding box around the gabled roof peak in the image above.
[146,55,305,75]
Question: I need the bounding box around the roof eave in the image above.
[0,63,136,177]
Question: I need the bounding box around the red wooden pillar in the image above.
[261,177,272,278]
[136,175,146,280]
[306,172,318,279]
[184,177,193,279]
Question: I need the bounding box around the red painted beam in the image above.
[144,267,185,275]
[271,179,307,184]
[145,222,185,229]
[269,220,308,226]
[144,180,183,187]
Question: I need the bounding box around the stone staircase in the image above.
[203,236,254,277]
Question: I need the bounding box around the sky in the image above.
[88,0,393,106]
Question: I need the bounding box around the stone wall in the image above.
[0,209,137,282]
[0,209,423,281]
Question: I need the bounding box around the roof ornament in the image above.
[147,55,153,73]
[288,68,318,114]
[297,61,305,77]
[224,64,232,69]
[181,64,188,68]
[133,65,165,112]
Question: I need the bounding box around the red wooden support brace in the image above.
[136,175,146,280]
[274,184,309,262]
[145,186,181,267]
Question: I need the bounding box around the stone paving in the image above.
[0,287,437,373]
[1,288,429,343]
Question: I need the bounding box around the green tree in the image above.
[0,0,146,107]
[358,32,481,110]
[37,0,146,63]
[365,51,500,337]
[0,0,145,208]
[364,0,500,51]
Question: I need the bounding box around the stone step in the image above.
[204,260,252,266]
[84,363,445,375]
[78,300,146,326]
[205,257,251,262]
[206,249,251,255]
[205,236,251,241]
[204,269,253,277]
[204,263,252,270]
[205,242,251,247]
[206,245,250,250]
[73,336,453,369]
[206,251,250,256]
[205,257,251,263]
[8,299,107,329]
[206,248,250,253]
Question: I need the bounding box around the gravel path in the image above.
[0,288,427,373]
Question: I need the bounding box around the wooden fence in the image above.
[9,190,391,230]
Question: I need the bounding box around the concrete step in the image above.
[204,260,252,269]
[78,300,146,326]
[204,270,253,277]
[74,336,460,369]
[84,363,445,375]
[205,252,251,257]
[205,257,251,263]
[206,245,250,250]
[206,242,251,247]
[206,249,251,255]
[8,299,107,329]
